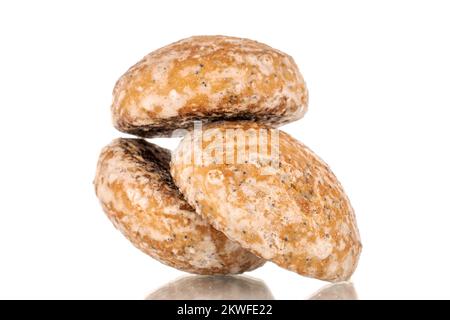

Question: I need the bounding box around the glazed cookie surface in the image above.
[170,122,361,281]
[94,138,264,274]
[112,35,308,137]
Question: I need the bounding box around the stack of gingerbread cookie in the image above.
[94,36,361,282]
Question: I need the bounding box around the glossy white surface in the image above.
[1,0,450,299]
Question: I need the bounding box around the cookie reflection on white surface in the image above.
[308,282,358,300]
[146,275,274,300]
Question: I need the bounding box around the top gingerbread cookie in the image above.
[112,35,308,137]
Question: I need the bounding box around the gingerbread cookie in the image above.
[94,138,264,274]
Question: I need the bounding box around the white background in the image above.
[1,0,449,299]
